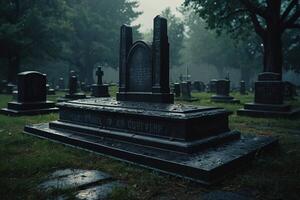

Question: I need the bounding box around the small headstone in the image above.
[58,77,65,91]
[193,81,205,92]
[0,71,58,115]
[284,81,297,99]
[91,67,110,97]
[58,71,86,102]
[240,81,246,95]
[211,79,240,103]
[180,82,197,101]
[46,84,56,95]
[174,83,181,97]
[209,79,217,93]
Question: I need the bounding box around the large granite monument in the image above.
[24,16,277,185]
[91,67,110,97]
[211,79,240,103]
[237,72,300,118]
[1,71,58,115]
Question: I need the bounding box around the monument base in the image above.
[176,97,198,102]
[91,84,110,97]
[0,101,58,116]
[24,98,277,185]
[211,95,240,103]
[57,93,87,102]
[237,103,300,118]
[117,92,174,103]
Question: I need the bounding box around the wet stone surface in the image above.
[38,169,123,199]
[202,190,254,200]
[75,181,123,200]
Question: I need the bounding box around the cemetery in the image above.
[0,0,300,200]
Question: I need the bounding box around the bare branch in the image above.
[249,13,265,38]
[239,0,267,18]
[283,9,300,30]
[219,8,248,22]
[281,0,298,21]
[286,23,300,29]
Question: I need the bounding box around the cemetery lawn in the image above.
[1,90,300,200]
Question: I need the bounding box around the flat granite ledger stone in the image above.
[237,72,300,118]
[24,16,278,185]
[1,71,58,116]
[211,79,240,103]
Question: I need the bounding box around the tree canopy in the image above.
[184,0,300,77]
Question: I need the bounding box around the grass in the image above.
[0,89,300,199]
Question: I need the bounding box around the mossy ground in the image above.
[0,88,300,199]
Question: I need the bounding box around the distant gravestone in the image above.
[240,81,246,95]
[58,71,86,102]
[193,81,205,92]
[0,71,58,115]
[211,79,240,103]
[174,83,181,97]
[181,82,191,99]
[209,79,217,93]
[46,84,56,95]
[58,77,65,91]
[0,80,7,93]
[116,16,173,103]
[284,81,297,99]
[91,67,110,97]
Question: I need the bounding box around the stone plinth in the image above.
[211,80,240,103]
[1,71,58,116]
[237,73,300,118]
[91,84,110,97]
[25,98,277,185]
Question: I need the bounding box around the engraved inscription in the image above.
[128,43,152,92]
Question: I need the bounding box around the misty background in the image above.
[0,0,299,87]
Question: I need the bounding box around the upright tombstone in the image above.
[211,79,240,103]
[238,72,300,118]
[116,17,173,103]
[25,16,277,185]
[91,67,110,97]
[0,80,7,93]
[173,83,181,97]
[58,77,65,91]
[180,82,197,101]
[240,80,247,95]
[193,81,205,92]
[58,71,86,102]
[0,71,58,115]
[46,84,56,95]
[209,79,217,93]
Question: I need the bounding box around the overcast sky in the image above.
[133,0,184,32]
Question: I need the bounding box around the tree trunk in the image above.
[262,0,283,79]
[262,28,283,77]
[8,52,20,84]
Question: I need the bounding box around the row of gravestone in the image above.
[171,79,297,102]
[0,67,110,115]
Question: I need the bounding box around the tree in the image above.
[63,0,141,84]
[0,0,70,83]
[182,11,262,84]
[184,0,300,78]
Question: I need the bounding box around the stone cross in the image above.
[96,67,104,85]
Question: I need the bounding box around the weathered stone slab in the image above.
[211,80,240,103]
[75,181,122,200]
[202,190,254,200]
[39,169,111,191]
[25,123,277,186]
